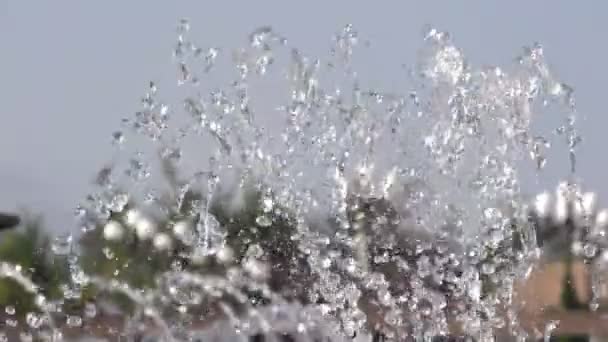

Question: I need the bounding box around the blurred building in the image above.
[516,182,608,339]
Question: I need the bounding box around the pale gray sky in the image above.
[1,2,606,232]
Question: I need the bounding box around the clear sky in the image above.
[1,2,606,233]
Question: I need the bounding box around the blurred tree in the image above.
[0,212,68,316]
[77,154,309,317]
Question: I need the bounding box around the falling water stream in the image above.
[0,21,593,341]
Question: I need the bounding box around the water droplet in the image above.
[26,313,42,329]
[583,243,597,258]
[73,205,87,219]
[261,196,274,213]
[178,62,191,85]
[243,258,269,280]
[249,26,285,49]
[216,246,234,264]
[103,220,124,242]
[153,233,173,251]
[53,331,64,341]
[544,320,559,342]
[481,263,496,275]
[590,300,599,312]
[203,47,219,72]
[177,18,190,34]
[66,315,82,327]
[126,155,151,181]
[84,302,97,318]
[111,131,124,146]
[533,191,552,217]
[149,81,157,94]
[108,192,129,212]
[125,208,142,226]
[135,216,157,240]
[255,215,272,227]
[51,234,72,255]
[102,247,115,259]
[160,104,169,116]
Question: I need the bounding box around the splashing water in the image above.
[1,21,586,341]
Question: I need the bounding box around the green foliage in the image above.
[79,205,174,290]
[0,213,68,316]
[211,188,311,301]
[77,201,179,314]
[78,154,310,304]
[78,157,205,294]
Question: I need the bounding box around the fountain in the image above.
[0,21,594,341]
